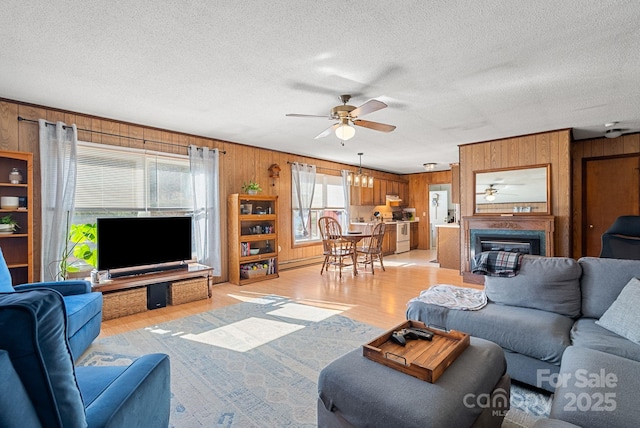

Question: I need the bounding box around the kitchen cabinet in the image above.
[0,150,33,285]
[350,186,360,205]
[350,185,374,206]
[410,222,419,249]
[382,226,397,255]
[373,179,387,206]
[360,184,374,206]
[399,181,409,204]
[451,163,460,204]
[436,225,460,271]
[388,180,399,197]
[228,194,279,285]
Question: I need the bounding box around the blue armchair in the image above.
[0,246,102,360]
[0,289,170,428]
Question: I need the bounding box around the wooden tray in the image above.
[363,320,470,383]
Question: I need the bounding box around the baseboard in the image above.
[279,256,324,271]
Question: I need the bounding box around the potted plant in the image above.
[0,215,20,233]
[242,180,262,195]
[59,222,97,280]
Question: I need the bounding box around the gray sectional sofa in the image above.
[406,256,640,427]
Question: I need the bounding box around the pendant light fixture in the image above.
[350,153,373,188]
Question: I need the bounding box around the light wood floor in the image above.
[100,250,476,337]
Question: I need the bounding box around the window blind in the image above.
[75,142,191,211]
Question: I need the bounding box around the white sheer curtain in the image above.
[39,120,78,281]
[291,162,316,237]
[189,145,221,275]
[341,169,352,229]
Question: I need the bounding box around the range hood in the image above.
[386,195,402,206]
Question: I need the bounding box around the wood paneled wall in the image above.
[571,133,640,257]
[0,98,405,283]
[404,170,452,249]
[459,130,572,262]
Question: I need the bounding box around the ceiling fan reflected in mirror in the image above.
[476,184,516,201]
[286,94,396,144]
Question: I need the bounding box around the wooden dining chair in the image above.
[356,222,386,274]
[318,216,354,278]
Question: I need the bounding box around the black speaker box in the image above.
[147,282,168,310]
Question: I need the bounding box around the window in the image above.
[292,173,347,244]
[74,142,192,223]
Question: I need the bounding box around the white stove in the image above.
[395,221,410,254]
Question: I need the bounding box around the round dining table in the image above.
[340,232,372,275]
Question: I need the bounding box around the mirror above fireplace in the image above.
[474,164,550,215]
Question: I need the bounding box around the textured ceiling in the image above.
[1,1,639,174]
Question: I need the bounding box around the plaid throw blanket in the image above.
[472,251,523,277]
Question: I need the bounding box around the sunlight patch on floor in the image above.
[267,302,342,322]
[181,317,304,352]
[145,327,172,335]
[293,298,355,312]
[226,293,283,305]
[382,261,411,267]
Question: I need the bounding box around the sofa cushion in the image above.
[549,346,640,428]
[595,277,640,344]
[571,318,640,362]
[0,247,14,292]
[485,256,582,317]
[0,350,42,428]
[0,290,86,427]
[578,257,640,318]
[406,301,573,364]
[64,292,103,337]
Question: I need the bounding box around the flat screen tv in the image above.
[97,216,193,275]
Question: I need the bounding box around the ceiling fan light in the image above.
[423,162,437,171]
[335,123,355,141]
[605,128,623,138]
[485,194,496,202]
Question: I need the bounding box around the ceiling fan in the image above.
[286,94,396,143]
[476,184,505,201]
[476,184,509,202]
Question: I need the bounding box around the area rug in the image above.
[78,295,550,427]
[504,382,552,427]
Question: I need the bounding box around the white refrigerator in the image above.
[429,190,448,249]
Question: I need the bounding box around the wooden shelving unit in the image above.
[228,194,279,285]
[0,150,33,285]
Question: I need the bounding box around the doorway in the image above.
[428,184,452,250]
[583,155,640,256]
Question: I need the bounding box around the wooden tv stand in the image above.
[92,263,213,320]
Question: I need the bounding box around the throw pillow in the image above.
[485,256,582,317]
[596,277,640,345]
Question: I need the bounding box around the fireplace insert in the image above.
[472,234,541,261]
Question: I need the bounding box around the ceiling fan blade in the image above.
[286,113,333,119]
[350,99,387,118]
[352,119,396,133]
[315,123,339,139]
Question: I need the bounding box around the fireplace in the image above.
[471,234,541,261]
[462,215,555,284]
